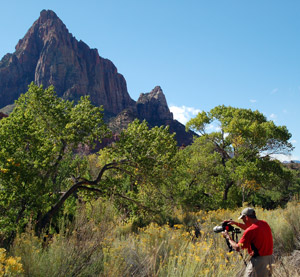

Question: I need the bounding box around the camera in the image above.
[213,221,241,252]
[213,221,241,234]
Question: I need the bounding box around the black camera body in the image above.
[213,221,241,252]
[213,221,241,234]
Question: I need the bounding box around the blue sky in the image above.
[1,1,300,161]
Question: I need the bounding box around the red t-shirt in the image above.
[238,220,273,256]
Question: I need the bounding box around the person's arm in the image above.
[226,220,247,230]
[222,230,241,251]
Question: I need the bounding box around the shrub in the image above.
[11,199,119,276]
[0,248,23,276]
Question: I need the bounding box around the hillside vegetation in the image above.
[0,84,299,276]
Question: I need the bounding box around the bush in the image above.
[11,199,119,277]
[0,248,23,276]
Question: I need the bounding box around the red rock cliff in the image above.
[0,10,134,115]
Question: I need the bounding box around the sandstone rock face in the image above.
[0,10,134,115]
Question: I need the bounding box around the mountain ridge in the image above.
[0,9,194,146]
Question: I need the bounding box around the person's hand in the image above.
[224,219,237,226]
[222,230,230,240]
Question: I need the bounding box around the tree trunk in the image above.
[36,181,91,233]
[223,181,234,201]
[36,160,126,233]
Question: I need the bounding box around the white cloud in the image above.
[271,88,278,94]
[269,113,277,120]
[250,99,257,103]
[270,153,300,162]
[206,123,221,132]
[169,105,201,125]
[291,139,297,144]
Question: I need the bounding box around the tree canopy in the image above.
[0,84,181,240]
[0,83,109,239]
[89,119,180,226]
[184,105,294,208]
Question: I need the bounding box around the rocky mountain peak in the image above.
[0,10,134,115]
[15,10,67,53]
[39,9,59,22]
[136,86,173,122]
[138,86,168,106]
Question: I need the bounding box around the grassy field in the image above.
[1,201,300,276]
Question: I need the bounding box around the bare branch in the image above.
[37,159,138,233]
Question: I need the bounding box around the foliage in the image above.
[93,119,180,226]
[0,83,109,242]
[183,105,295,208]
[0,248,23,276]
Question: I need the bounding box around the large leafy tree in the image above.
[0,83,109,240]
[88,120,180,223]
[40,120,180,231]
[184,105,294,208]
[0,81,180,240]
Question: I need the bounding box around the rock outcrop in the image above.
[108,86,195,146]
[0,10,134,116]
[109,86,173,132]
[136,86,173,123]
[136,86,194,146]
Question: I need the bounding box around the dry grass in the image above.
[7,200,300,276]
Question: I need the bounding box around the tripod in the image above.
[224,228,247,266]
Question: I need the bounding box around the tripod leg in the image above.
[225,238,233,252]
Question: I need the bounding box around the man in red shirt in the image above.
[223,207,274,276]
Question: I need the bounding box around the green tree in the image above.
[0,83,109,241]
[42,120,180,231]
[184,105,294,208]
[91,120,180,225]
